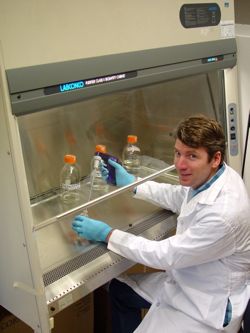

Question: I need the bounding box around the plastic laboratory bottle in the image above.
[122,135,141,174]
[60,154,81,203]
[90,146,108,192]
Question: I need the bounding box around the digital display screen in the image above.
[180,3,221,28]
[44,71,137,95]
[202,55,224,64]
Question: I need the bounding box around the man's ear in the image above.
[212,151,222,168]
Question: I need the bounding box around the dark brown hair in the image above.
[175,115,226,163]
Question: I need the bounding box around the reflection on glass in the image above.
[18,71,225,227]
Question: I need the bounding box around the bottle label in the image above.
[126,146,140,153]
[62,183,81,190]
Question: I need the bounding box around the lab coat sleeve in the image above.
[134,181,188,214]
[107,209,236,271]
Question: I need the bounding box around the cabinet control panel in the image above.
[228,103,238,156]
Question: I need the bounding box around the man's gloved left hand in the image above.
[107,159,135,187]
[72,215,112,243]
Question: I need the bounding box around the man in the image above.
[72,115,250,333]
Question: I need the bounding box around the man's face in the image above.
[174,139,221,189]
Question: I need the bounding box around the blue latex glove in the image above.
[102,159,135,187]
[72,215,112,242]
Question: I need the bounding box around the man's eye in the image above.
[189,154,197,160]
[175,151,181,157]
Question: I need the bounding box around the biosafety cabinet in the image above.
[0,1,241,332]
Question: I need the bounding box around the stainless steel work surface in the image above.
[34,167,178,273]
[35,190,165,273]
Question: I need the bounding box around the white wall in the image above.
[236,24,250,195]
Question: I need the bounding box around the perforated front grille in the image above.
[128,210,173,235]
[43,210,175,287]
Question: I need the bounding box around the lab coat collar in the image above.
[196,163,229,205]
[190,163,225,198]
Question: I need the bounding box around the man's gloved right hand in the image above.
[101,159,135,187]
[72,215,112,243]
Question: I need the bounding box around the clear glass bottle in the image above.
[122,135,141,174]
[60,154,81,203]
[91,145,109,192]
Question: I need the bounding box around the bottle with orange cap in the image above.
[91,145,109,192]
[122,135,141,174]
[60,154,82,203]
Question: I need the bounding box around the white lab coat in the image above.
[108,164,250,333]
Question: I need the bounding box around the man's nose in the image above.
[175,156,187,169]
